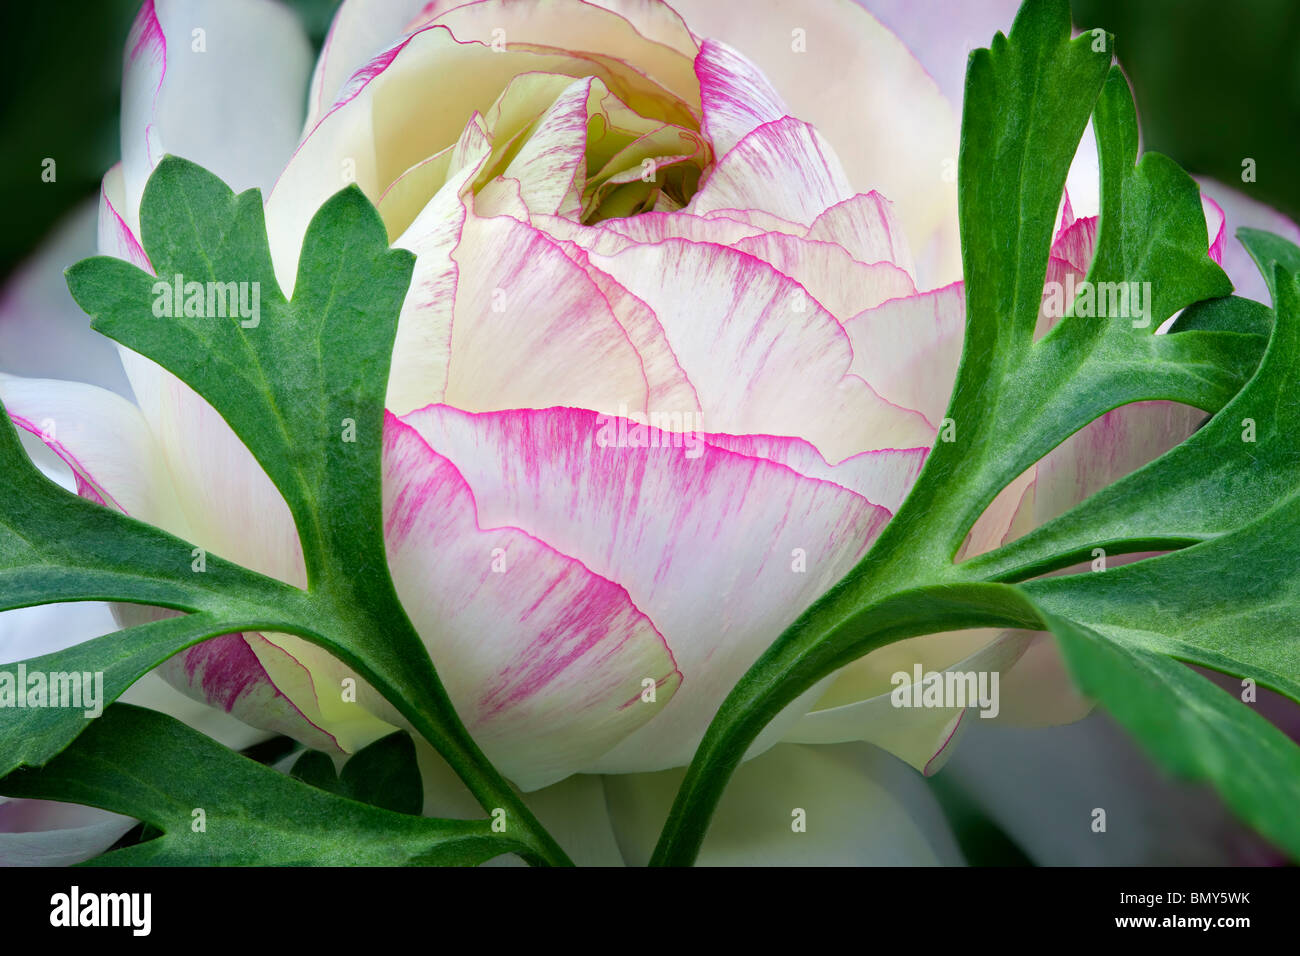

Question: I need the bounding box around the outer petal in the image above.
[120,0,312,232]
[0,800,135,867]
[0,200,129,396]
[386,149,487,415]
[119,369,306,589]
[702,435,926,514]
[0,374,189,532]
[97,164,151,269]
[550,239,702,415]
[305,0,433,131]
[401,405,892,773]
[0,378,351,752]
[151,633,346,755]
[603,741,964,865]
[784,629,1035,774]
[668,0,962,285]
[413,744,627,866]
[382,415,681,790]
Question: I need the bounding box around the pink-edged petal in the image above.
[689,116,854,227]
[117,670,277,751]
[400,405,892,772]
[120,0,312,231]
[0,374,189,532]
[428,0,702,111]
[0,387,351,760]
[603,741,964,865]
[444,213,651,415]
[152,632,345,754]
[0,799,136,867]
[843,281,965,428]
[531,208,768,257]
[806,192,916,277]
[694,38,789,156]
[733,232,915,322]
[1203,194,1226,265]
[1036,215,1094,337]
[304,0,432,131]
[496,76,598,219]
[552,240,702,414]
[701,206,808,236]
[704,434,926,513]
[238,630,401,754]
[374,415,681,789]
[97,165,151,269]
[1049,214,1097,276]
[667,0,962,285]
[586,238,934,461]
[784,629,1034,774]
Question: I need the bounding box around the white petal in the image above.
[0,200,129,395]
[120,0,312,230]
[603,741,964,865]
[0,799,135,867]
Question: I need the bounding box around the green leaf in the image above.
[1038,611,1300,860]
[1167,294,1272,336]
[291,731,424,815]
[0,705,523,866]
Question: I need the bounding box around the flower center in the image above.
[463,73,712,224]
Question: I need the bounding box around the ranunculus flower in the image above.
[3,0,1295,865]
